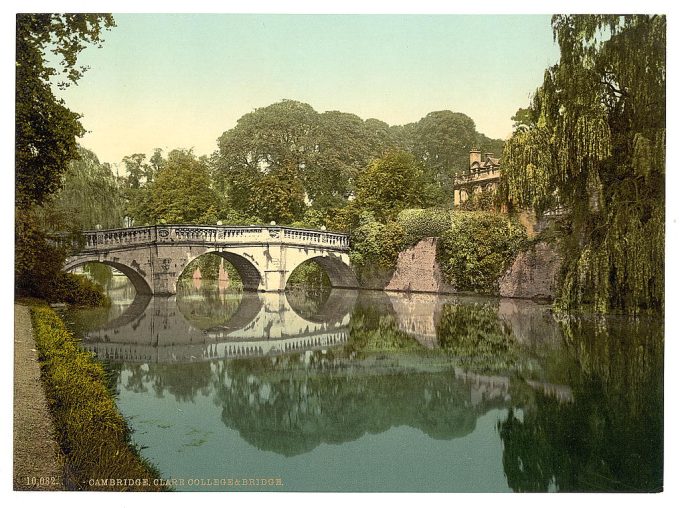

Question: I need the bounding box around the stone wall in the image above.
[384,237,563,300]
[384,238,456,294]
[498,241,562,301]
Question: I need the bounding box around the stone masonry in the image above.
[385,238,456,294]
[498,241,563,301]
[64,225,357,295]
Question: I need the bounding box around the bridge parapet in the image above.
[73,224,350,253]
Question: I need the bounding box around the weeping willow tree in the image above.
[501,15,665,313]
[44,146,126,230]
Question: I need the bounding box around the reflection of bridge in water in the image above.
[81,289,358,363]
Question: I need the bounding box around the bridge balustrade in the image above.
[70,224,349,253]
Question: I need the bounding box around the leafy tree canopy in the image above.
[44,146,125,229]
[391,111,505,205]
[127,149,223,225]
[500,15,665,313]
[16,13,115,209]
[352,151,430,223]
[250,159,307,224]
[214,100,400,213]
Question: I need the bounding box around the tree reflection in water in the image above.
[497,316,663,492]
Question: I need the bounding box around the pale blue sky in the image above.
[55,14,560,167]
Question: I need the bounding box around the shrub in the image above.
[30,306,165,491]
[437,211,527,293]
[396,208,452,245]
[349,213,406,286]
[16,210,108,306]
[46,272,109,306]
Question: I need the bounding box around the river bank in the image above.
[13,304,63,490]
[13,302,165,491]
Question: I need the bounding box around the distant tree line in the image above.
[96,100,503,230]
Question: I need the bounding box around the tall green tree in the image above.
[214,100,398,214]
[15,13,115,302]
[215,100,317,213]
[250,160,307,224]
[501,15,665,313]
[304,111,397,209]
[121,153,149,189]
[390,111,505,206]
[352,151,430,223]
[145,150,223,224]
[46,146,125,229]
[411,110,479,175]
[16,13,115,209]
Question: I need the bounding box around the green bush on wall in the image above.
[437,211,527,293]
[396,208,452,245]
[349,212,407,286]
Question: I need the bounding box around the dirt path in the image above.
[13,304,63,491]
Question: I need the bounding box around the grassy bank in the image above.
[29,304,166,491]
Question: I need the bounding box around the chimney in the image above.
[469,149,481,169]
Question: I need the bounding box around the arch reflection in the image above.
[79,287,358,363]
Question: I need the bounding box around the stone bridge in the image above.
[63,224,358,294]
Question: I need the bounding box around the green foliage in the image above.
[250,160,307,224]
[217,209,262,226]
[510,107,536,134]
[353,151,430,223]
[500,15,665,313]
[48,272,109,307]
[460,189,498,212]
[212,100,504,229]
[349,213,407,286]
[290,208,330,229]
[409,111,478,203]
[15,14,115,209]
[15,14,116,304]
[15,210,108,305]
[127,149,224,225]
[437,211,527,293]
[214,100,399,214]
[121,150,163,189]
[391,111,505,205]
[396,208,452,245]
[30,306,164,490]
[305,111,398,208]
[45,146,125,229]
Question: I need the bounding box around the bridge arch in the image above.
[63,257,153,295]
[180,250,263,291]
[284,254,358,290]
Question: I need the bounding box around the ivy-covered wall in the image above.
[355,208,528,295]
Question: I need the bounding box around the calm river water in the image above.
[64,277,663,492]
